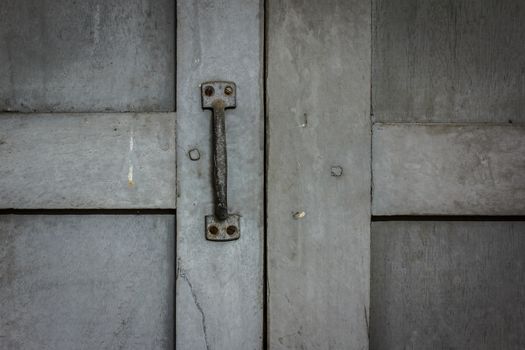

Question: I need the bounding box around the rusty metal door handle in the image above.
[201,81,240,241]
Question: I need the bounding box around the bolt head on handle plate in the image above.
[201,81,236,109]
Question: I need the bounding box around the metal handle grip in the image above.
[201,81,240,241]
[212,99,228,220]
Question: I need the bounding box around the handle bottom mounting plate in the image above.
[205,214,240,241]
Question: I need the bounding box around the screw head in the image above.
[226,225,237,235]
[224,86,233,95]
[204,86,214,97]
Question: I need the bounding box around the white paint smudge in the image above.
[127,131,135,187]
[127,165,134,187]
[293,211,306,219]
[93,5,101,45]
[129,133,134,152]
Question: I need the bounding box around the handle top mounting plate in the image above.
[201,81,236,109]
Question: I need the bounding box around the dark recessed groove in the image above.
[262,0,269,348]
[0,209,176,215]
[372,215,525,222]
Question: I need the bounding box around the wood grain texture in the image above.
[0,0,174,112]
[0,113,176,209]
[371,221,525,350]
[372,0,525,122]
[0,215,174,350]
[372,123,525,215]
[267,0,371,348]
[176,1,264,349]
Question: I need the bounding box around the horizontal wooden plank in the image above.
[0,0,174,112]
[0,215,174,349]
[372,123,525,215]
[372,0,525,123]
[0,113,176,209]
[371,221,525,350]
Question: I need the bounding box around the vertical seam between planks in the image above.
[262,0,269,348]
[369,0,375,345]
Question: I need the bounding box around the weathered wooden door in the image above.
[2,0,524,349]
[368,1,525,349]
[1,0,264,349]
[1,0,177,348]
[265,0,524,349]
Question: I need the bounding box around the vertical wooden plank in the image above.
[267,1,371,348]
[371,1,525,349]
[176,1,264,349]
[371,221,525,350]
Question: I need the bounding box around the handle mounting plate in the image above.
[201,81,236,109]
[205,214,240,241]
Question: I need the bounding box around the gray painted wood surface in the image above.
[371,221,525,350]
[0,0,174,112]
[372,0,525,123]
[267,0,371,348]
[372,123,525,215]
[176,1,264,349]
[371,2,525,350]
[0,215,174,350]
[0,113,176,209]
